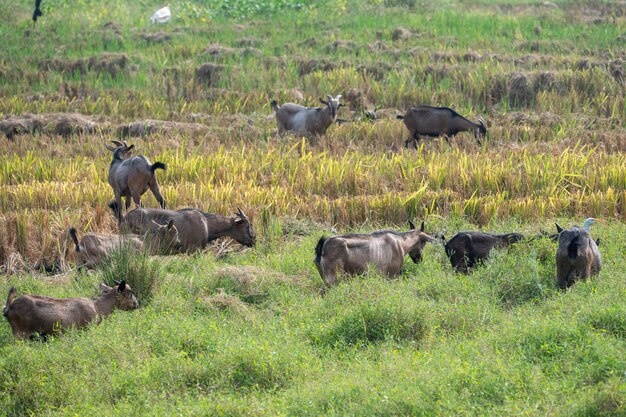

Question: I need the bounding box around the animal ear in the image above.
[555,222,563,233]
[100,283,113,293]
[596,238,600,247]
[105,143,117,152]
[167,219,174,229]
[335,95,342,100]
[234,218,244,224]
[420,221,425,232]
[125,144,135,152]
[319,98,329,105]
[117,281,127,292]
[408,220,416,230]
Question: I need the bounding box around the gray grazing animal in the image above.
[397,105,487,148]
[3,281,138,340]
[111,204,255,252]
[270,94,343,137]
[105,140,167,220]
[314,221,434,289]
[555,220,602,289]
[444,231,524,274]
[69,220,180,269]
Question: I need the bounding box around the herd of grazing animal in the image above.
[2,97,604,340]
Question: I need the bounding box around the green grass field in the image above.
[1,0,625,414]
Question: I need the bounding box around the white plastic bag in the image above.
[151,6,171,24]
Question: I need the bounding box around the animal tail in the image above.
[3,287,16,317]
[567,234,582,259]
[314,236,327,265]
[69,227,81,252]
[150,162,167,172]
[270,100,279,112]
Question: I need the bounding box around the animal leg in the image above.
[113,191,124,220]
[149,179,166,209]
[132,193,143,208]
[405,133,420,149]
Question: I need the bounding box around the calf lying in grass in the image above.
[69,220,180,269]
[3,281,138,340]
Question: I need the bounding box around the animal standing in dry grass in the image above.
[555,218,602,289]
[3,281,138,340]
[314,221,435,290]
[397,105,487,148]
[69,220,180,269]
[270,94,343,137]
[444,231,524,274]
[106,140,167,220]
[111,204,255,252]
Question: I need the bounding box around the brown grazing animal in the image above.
[3,281,138,340]
[184,207,256,247]
[69,220,180,269]
[106,140,167,220]
[397,105,487,148]
[111,204,255,252]
[314,221,434,289]
[555,223,601,289]
[444,231,524,274]
[270,94,343,137]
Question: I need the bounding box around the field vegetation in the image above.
[0,0,625,414]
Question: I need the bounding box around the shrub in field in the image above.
[207,265,299,305]
[585,306,626,340]
[481,239,557,307]
[312,298,427,348]
[100,247,161,304]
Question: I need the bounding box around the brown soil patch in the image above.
[138,31,172,43]
[462,51,483,62]
[609,59,624,85]
[533,71,558,93]
[204,44,237,57]
[507,72,534,106]
[195,63,225,87]
[211,265,306,302]
[297,58,338,76]
[200,289,250,314]
[343,88,371,110]
[263,56,287,70]
[325,40,357,53]
[0,113,101,138]
[87,53,128,78]
[503,111,563,126]
[117,120,209,137]
[391,27,412,41]
[298,37,318,48]
[40,53,129,78]
[358,63,392,81]
[368,41,389,52]
[235,37,260,48]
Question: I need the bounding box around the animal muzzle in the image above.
[409,252,423,264]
